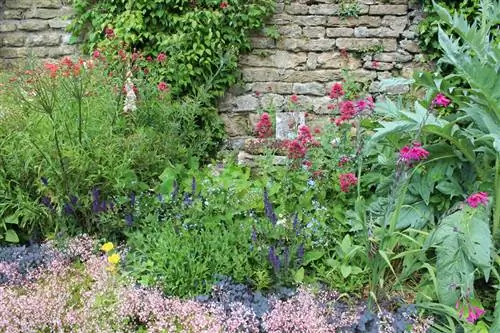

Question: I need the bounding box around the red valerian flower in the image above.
[338,156,350,167]
[146,56,153,62]
[92,50,100,58]
[302,160,312,169]
[466,192,488,208]
[157,81,168,92]
[339,173,357,193]
[255,112,273,138]
[432,93,451,107]
[44,62,59,78]
[290,94,299,104]
[157,53,167,62]
[287,139,307,159]
[104,27,115,39]
[399,142,429,164]
[220,1,229,8]
[297,124,313,145]
[329,82,344,99]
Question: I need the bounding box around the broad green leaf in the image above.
[340,264,352,278]
[294,267,304,283]
[303,250,324,265]
[4,215,18,225]
[5,229,19,243]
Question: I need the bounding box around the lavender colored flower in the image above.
[263,188,277,226]
[183,193,193,205]
[171,180,179,199]
[129,192,136,207]
[125,214,133,226]
[40,196,55,212]
[91,187,100,213]
[268,246,280,274]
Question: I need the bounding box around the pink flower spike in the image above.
[466,192,489,208]
[329,82,344,99]
[432,93,451,107]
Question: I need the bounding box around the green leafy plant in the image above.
[68,0,276,99]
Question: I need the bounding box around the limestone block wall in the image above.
[219,0,424,149]
[0,0,77,69]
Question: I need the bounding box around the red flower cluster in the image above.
[220,1,229,8]
[157,53,167,62]
[285,124,318,159]
[255,112,273,138]
[329,82,344,99]
[286,139,307,159]
[466,192,488,208]
[157,81,168,92]
[339,173,357,193]
[399,142,429,164]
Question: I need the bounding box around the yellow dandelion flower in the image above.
[107,253,120,265]
[101,242,114,253]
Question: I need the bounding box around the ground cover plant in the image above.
[0,0,499,332]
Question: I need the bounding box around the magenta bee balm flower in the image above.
[466,192,489,208]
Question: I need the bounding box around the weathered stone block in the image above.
[36,0,62,8]
[18,20,50,31]
[5,0,32,9]
[363,61,394,71]
[282,69,342,83]
[48,19,71,29]
[293,15,326,26]
[242,68,281,82]
[373,52,413,63]
[260,93,286,109]
[0,23,18,32]
[220,113,251,137]
[336,38,382,51]
[48,45,78,57]
[220,94,259,112]
[316,52,362,70]
[382,39,398,51]
[309,4,339,15]
[350,69,378,82]
[251,82,293,95]
[286,3,309,15]
[1,33,26,47]
[292,82,326,96]
[326,28,353,38]
[3,10,24,19]
[250,37,276,49]
[369,5,407,16]
[302,27,325,39]
[25,33,61,46]
[240,51,307,69]
[354,27,400,38]
[400,39,420,53]
[279,24,302,38]
[269,14,294,25]
[299,39,336,51]
[326,16,381,28]
[381,15,408,33]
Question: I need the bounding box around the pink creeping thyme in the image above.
[466,192,489,208]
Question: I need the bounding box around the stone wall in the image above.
[0,0,77,69]
[219,0,423,149]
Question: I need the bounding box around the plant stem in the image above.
[494,155,500,245]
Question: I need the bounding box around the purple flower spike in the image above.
[263,188,277,226]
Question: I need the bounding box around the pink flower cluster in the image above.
[399,142,429,164]
[285,125,319,159]
[432,93,451,108]
[255,112,273,138]
[328,83,374,125]
[456,299,485,324]
[339,173,358,193]
[466,192,489,208]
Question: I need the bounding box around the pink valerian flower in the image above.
[92,50,100,59]
[466,192,489,208]
[399,142,429,164]
[355,96,375,113]
[290,94,299,104]
[297,124,313,145]
[432,93,451,107]
[287,139,307,159]
[220,1,229,8]
[157,53,167,62]
[329,82,344,99]
[338,156,350,167]
[104,27,115,39]
[339,173,357,193]
[157,81,168,92]
[255,112,273,138]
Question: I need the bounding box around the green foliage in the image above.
[68,0,276,98]
[0,49,225,243]
[425,207,492,306]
